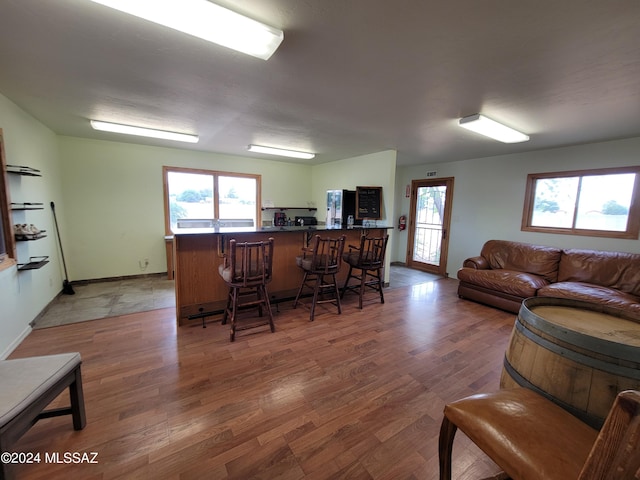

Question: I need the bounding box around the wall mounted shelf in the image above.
[18,256,49,271]
[11,202,44,210]
[15,232,47,241]
[6,165,42,176]
[8,164,49,270]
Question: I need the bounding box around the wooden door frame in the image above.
[406,177,454,276]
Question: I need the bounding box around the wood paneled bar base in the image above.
[173,225,391,326]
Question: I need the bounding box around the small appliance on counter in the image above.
[294,216,317,226]
[273,212,287,226]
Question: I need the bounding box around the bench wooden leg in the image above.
[438,414,458,480]
[70,365,86,430]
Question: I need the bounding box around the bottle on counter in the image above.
[347,215,354,228]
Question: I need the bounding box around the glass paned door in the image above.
[407,178,454,276]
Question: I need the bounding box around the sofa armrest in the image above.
[463,256,489,269]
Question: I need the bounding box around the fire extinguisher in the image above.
[398,215,406,231]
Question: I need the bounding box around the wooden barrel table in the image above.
[500,297,640,429]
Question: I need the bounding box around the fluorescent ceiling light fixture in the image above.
[459,114,529,143]
[90,0,284,60]
[90,120,199,143]
[248,145,315,160]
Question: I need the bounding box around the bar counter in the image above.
[172,224,392,326]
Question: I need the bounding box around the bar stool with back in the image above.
[218,237,275,341]
[293,234,346,321]
[340,234,389,309]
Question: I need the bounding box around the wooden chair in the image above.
[218,238,275,341]
[438,387,640,480]
[293,235,346,321]
[340,234,388,309]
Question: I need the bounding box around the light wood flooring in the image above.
[9,276,516,479]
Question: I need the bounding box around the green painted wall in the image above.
[0,93,64,357]
[58,137,314,280]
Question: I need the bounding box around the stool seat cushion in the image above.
[218,263,270,286]
[0,353,81,428]
[444,388,598,480]
[342,251,381,267]
[296,255,339,273]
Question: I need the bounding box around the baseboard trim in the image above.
[1,325,32,360]
[72,272,169,285]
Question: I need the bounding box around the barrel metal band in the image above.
[514,318,640,380]
[502,356,603,429]
[520,299,640,363]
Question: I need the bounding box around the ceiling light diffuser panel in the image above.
[248,145,315,159]
[90,0,284,60]
[90,120,199,143]
[459,114,529,143]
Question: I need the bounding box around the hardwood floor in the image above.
[8,277,515,479]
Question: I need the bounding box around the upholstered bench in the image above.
[0,353,86,479]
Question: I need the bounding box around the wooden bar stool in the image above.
[218,238,275,341]
[438,387,640,480]
[340,234,388,309]
[293,235,346,321]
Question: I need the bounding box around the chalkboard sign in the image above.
[356,186,382,220]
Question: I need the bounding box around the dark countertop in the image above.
[172,224,392,236]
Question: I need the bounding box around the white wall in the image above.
[394,137,640,277]
[58,137,313,280]
[310,150,397,224]
[311,150,397,281]
[0,94,64,358]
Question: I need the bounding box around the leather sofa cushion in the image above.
[537,282,640,311]
[558,249,640,296]
[480,240,561,283]
[458,267,549,298]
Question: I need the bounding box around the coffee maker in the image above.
[273,212,287,226]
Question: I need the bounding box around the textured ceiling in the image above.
[0,0,639,165]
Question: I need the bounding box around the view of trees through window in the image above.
[413,185,445,264]
[168,171,214,227]
[163,167,259,232]
[523,167,640,239]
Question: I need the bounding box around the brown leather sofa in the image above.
[457,239,640,314]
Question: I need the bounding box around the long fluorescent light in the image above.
[90,0,284,60]
[90,120,199,143]
[248,145,315,160]
[459,114,529,143]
